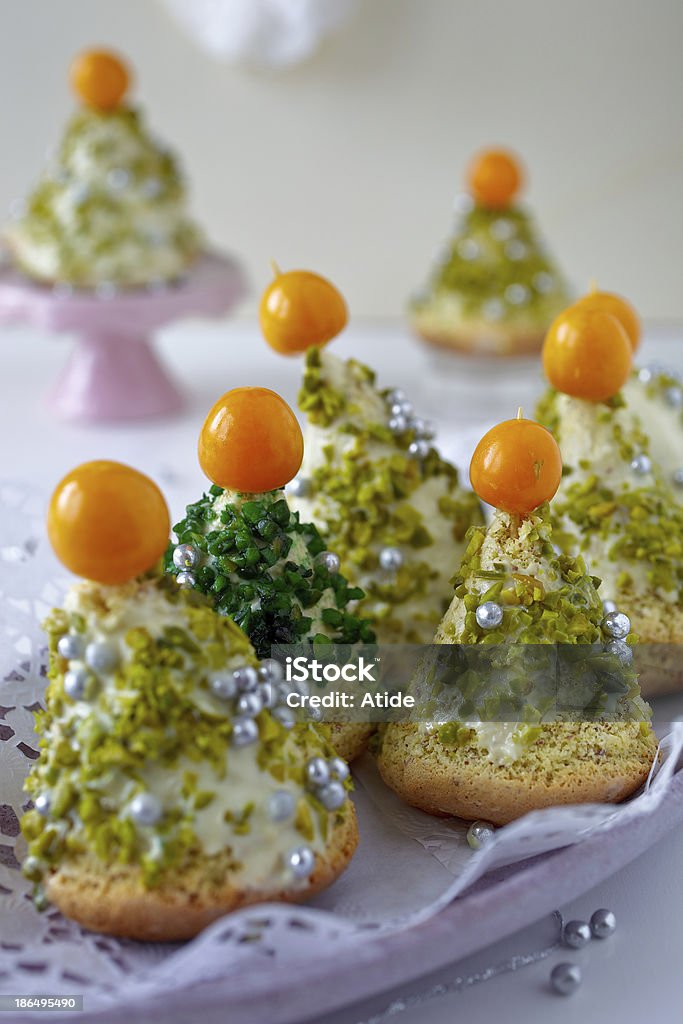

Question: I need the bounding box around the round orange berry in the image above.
[470,417,562,514]
[70,49,130,111]
[47,461,170,584]
[198,387,304,492]
[543,305,633,401]
[467,148,524,209]
[574,289,641,352]
[259,269,348,355]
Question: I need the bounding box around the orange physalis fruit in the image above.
[70,49,130,111]
[47,461,170,584]
[574,289,641,353]
[467,148,524,209]
[259,268,348,355]
[470,415,562,514]
[542,305,633,401]
[198,387,304,493]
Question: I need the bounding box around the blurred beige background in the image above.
[0,0,681,319]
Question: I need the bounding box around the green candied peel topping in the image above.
[298,348,483,626]
[411,204,569,320]
[22,579,352,894]
[298,346,377,428]
[165,487,376,657]
[9,105,199,286]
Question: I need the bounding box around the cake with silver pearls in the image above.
[376,504,657,824]
[623,365,683,499]
[292,346,484,643]
[21,575,357,941]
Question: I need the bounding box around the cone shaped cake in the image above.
[5,49,199,288]
[166,385,376,761]
[410,148,569,356]
[22,461,357,940]
[376,416,657,825]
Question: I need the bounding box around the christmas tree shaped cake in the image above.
[537,297,683,658]
[22,460,357,941]
[410,148,569,356]
[376,416,657,824]
[165,386,376,761]
[256,266,484,644]
[624,366,683,499]
[5,49,200,289]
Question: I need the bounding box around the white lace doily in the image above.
[1,480,682,1022]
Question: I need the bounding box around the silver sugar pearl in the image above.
[259,659,284,684]
[490,218,514,241]
[533,271,554,293]
[379,546,404,571]
[329,756,350,782]
[505,283,530,306]
[34,793,51,817]
[232,717,259,746]
[673,468,683,488]
[258,682,278,709]
[388,414,408,434]
[590,907,616,938]
[287,476,311,499]
[408,440,430,460]
[85,641,119,674]
[268,790,296,822]
[176,570,196,588]
[64,667,90,699]
[602,611,631,639]
[475,602,504,630]
[606,639,633,665]
[481,298,505,321]
[637,366,654,383]
[550,962,582,996]
[602,599,618,614]
[392,400,413,418]
[308,705,323,722]
[272,706,296,729]
[57,634,85,660]
[411,417,435,440]
[457,238,480,261]
[233,666,259,692]
[452,192,474,215]
[505,239,528,261]
[318,781,347,811]
[129,792,163,826]
[236,691,263,718]
[318,551,341,574]
[664,386,683,409]
[210,672,238,700]
[563,919,592,949]
[386,388,406,405]
[107,168,131,191]
[466,820,495,850]
[287,845,315,879]
[173,543,200,569]
[630,453,652,476]
[141,177,162,198]
[305,757,330,788]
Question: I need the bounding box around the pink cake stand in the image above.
[0,251,247,422]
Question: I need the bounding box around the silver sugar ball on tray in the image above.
[317,551,341,574]
[466,820,495,850]
[605,639,633,666]
[85,641,119,674]
[550,962,582,996]
[630,453,652,476]
[563,920,591,949]
[305,757,330,789]
[287,845,315,879]
[210,672,238,700]
[173,543,200,569]
[231,717,259,746]
[268,790,296,823]
[57,634,85,660]
[590,908,616,938]
[379,547,403,571]
[233,666,259,692]
[129,793,163,827]
[64,667,90,699]
[175,570,196,588]
[601,611,631,640]
[236,692,263,718]
[318,781,347,811]
[259,659,284,684]
[475,602,503,630]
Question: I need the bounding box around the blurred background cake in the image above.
[4,48,200,289]
[409,148,570,357]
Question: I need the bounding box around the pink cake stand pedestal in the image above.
[0,251,247,422]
